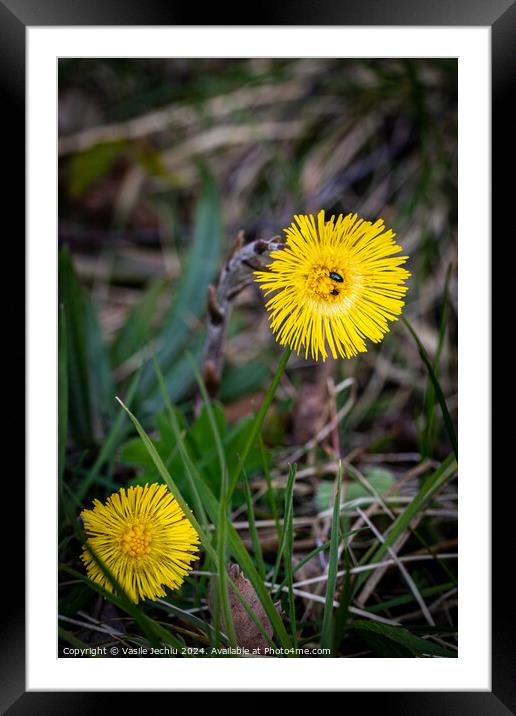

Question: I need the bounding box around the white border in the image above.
[27,27,490,691]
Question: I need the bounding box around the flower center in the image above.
[306,264,345,303]
[120,521,152,558]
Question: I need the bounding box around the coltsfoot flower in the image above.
[81,483,200,603]
[254,210,410,361]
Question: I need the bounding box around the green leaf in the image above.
[316,468,395,512]
[120,437,158,472]
[219,360,272,402]
[124,401,271,500]
[142,335,205,413]
[140,170,224,403]
[110,278,168,369]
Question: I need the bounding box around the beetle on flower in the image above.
[254,210,411,361]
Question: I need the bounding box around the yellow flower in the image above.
[254,210,410,361]
[81,483,200,603]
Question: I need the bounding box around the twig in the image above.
[201,232,285,398]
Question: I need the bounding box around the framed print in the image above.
[4,0,508,709]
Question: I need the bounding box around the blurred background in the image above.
[58,59,458,654]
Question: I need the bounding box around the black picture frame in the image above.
[6,0,507,710]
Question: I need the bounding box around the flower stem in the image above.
[228,346,292,500]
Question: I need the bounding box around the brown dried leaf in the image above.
[209,564,281,651]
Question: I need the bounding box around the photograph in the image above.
[57,56,459,660]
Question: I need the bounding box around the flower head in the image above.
[254,210,410,361]
[81,483,200,603]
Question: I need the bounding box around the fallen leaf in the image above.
[209,564,282,652]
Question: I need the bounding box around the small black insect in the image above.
[331,288,339,296]
[329,271,344,283]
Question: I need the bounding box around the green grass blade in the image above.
[241,469,266,580]
[228,347,292,499]
[193,476,293,651]
[151,355,209,531]
[421,264,452,458]
[150,361,275,648]
[320,461,342,655]
[403,317,458,460]
[283,465,298,648]
[189,354,226,480]
[271,464,296,589]
[217,468,238,649]
[275,540,331,594]
[143,335,205,412]
[115,396,216,561]
[77,367,142,504]
[115,395,292,650]
[332,544,353,653]
[259,434,280,538]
